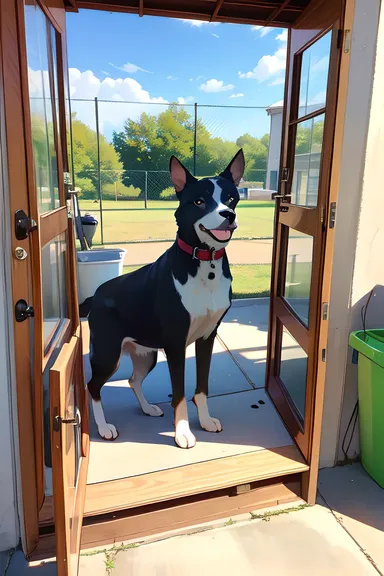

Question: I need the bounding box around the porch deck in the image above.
[83,299,304,488]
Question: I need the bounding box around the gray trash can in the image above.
[77,248,126,304]
[81,213,98,247]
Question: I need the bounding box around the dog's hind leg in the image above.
[129,350,163,417]
[88,334,122,441]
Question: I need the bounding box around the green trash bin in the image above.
[349,329,384,488]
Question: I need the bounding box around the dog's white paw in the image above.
[98,423,119,441]
[175,421,196,449]
[200,416,222,433]
[143,404,164,417]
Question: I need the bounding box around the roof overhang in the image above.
[69,0,312,28]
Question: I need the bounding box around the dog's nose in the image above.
[219,210,236,224]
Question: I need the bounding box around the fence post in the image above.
[193,102,197,176]
[94,96,104,244]
[144,171,148,209]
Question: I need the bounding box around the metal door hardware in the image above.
[15,209,37,240]
[15,247,28,260]
[15,299,34,322]
[53,413,81,432]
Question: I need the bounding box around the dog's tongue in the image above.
[211,229,231,241]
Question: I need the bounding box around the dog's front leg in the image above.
[165,346,196,449]
[193,332,223,433]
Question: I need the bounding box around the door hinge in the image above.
[322,302,329,321]
[337,29,351,52]
[15,209,37,241]
[281,167,290,183]
[321,349,326,362]
[343,29,351,53]
[329,202,337,229]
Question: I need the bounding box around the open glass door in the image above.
[266,7,342,459]
[20,0,88,570]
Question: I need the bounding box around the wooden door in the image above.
[50,328,89,576]
[266,0,343,459]
[18,0,88,570]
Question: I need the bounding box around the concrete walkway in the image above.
[109,237,312,266]
[3,464,383,575]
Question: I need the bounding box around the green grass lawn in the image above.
[122,261,311,300]
[123,263,272,299]
[79,199,275,244]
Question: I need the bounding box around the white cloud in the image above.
[109,62,151,74]
[275,30,288,42]
[68,68,167,135]
[212,33,219,38]
[181,19,219,27]
[269,77,285,86]
[238,28,287,83]
[200,78,234,93]
[229,93,244,99]
[251,25,273,37]
[177,96,195,104]
[167,75,177,80]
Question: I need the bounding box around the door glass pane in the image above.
[284,229,313,326]
[298,31,332,118]
[280,325,308,419]
[291,114,324,207]
[24,0,60,214]
[41,233,68,348]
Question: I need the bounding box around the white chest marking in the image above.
[173,260,231,346]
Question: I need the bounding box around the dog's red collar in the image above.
[177,236,225,261]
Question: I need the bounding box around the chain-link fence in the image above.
[70,98,275,244]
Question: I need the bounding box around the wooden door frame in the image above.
[0,0,39,555]
[266,0,354,503]
[1,0,74,557]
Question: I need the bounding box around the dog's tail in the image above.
[79,296,94,318]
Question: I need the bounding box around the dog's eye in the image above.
[194,198,205,207]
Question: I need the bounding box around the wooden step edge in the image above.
[85,444,308,517]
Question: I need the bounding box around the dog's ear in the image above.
[219,149,245,187]
[170,156,196,196]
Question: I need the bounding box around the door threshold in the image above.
[84,444,307,516]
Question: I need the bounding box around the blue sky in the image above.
[66,11,288,141]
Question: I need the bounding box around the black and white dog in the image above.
[85,149,245,448]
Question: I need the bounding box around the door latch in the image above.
[15,299,34,322]
[53,413,81,432]
[15,209,37,240]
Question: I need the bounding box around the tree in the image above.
[113,105,271,194]
[236,133,269,182]
[72,114,123,199]
[113,106,195,182]
[295,119,324,155]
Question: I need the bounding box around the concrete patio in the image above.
[2,463,384,575]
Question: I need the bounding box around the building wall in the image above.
[266,109,283,190]
[0,90,19,550]
[319,0,382,468]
